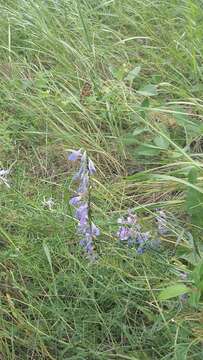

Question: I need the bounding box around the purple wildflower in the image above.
[69,149,99,258]
[68,149,82,161]
[180,293,188,302]
[136,231,150,244]
[117,211,151,255]
[69,196,81,206]
[86,241,94,254]
[75,203,88,224]
[88,158,96,174]
[117,226,131,241]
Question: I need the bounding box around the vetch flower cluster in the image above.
[117,210,150,254]
[68,149,99,259]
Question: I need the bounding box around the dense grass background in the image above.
[0,0,203,359]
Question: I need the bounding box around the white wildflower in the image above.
[0,169,10,188]
[42,197,55,210]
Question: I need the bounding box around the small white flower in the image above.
[0,169,10,188]
[42,197,55,210]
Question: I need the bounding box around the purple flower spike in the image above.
[88,158,96,174]
[69,196,81,206]
[118,226,130,241]
[68,149,82,161]
[68,149,99,259]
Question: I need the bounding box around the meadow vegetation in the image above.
[0,0,203,358]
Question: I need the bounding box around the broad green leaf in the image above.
[175,114,198,129]
[136,143,161,156]
[158,284,190,300]
[125,66,141,81]
[192,259,203,285]
[153,135,169,149]
[137,84,158,97]
[186,168,203,227]
[188,289,201,308]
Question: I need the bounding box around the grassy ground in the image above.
[0,0,203,359]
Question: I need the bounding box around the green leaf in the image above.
[136,143,161,156]
[125,66,141,81]
[137,84,158,97]
[186,168,203,227]
[192,259,203,285]
[158,284,190,300]
[132,128,148,136]
[153,135,169,149]
[141,98,150,108]
[188,289,201,308]
[188,167,198,184]
[175,344,188,360]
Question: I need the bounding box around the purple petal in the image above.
[88,158,96,174]
[91,223,100,237]
[78,174,89,193]
[85,241,94,254]
[137,246,145,255]
[136,232,150,244]
[80,239,86,246]
[79,215,88,227]
[77,222,89,235]
[117,226,130,241]
[180,293,188,302]
[75,203,88,220]
[69,196,81,206]
[73,165,85,181]
[68,149,82,161]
